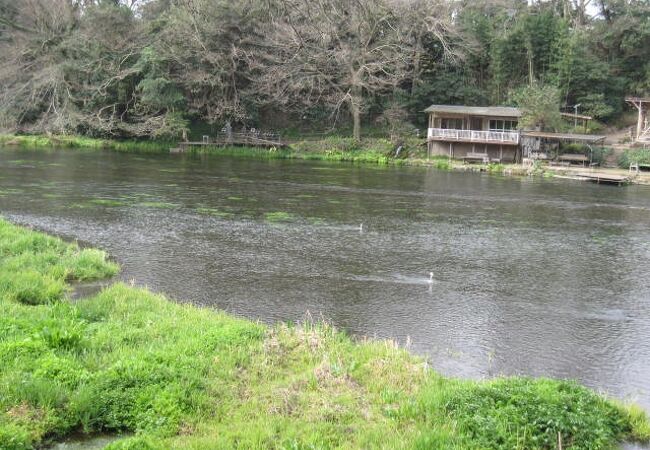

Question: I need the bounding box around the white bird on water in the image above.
[359,223,364,232]
[428,272,434,284]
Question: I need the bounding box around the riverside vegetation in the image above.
[0,133,404,165]
[9,133,650,185]
[0,133,506,171]
[0,218,649,449]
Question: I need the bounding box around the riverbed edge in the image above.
[4,133,650,186]
[1,218,649,449]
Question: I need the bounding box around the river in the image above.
[1,147,649,411]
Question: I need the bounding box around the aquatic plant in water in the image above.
[89,199,127,207]
[195,207,234,218]
[264,211,296,222]
[137,201,177,209]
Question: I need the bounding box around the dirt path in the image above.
[602,127,634,167]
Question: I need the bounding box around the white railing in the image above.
[428,128,519,144]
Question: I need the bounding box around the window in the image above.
[489,120,518,131]
[440,118,464,130]
[470,118,483,130]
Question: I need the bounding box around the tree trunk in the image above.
[410,34,423,96]
[527,44,535,86]
[350,83,362,141]
[351,99,361,141]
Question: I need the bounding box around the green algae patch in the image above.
[69,203,93,209]
[137,201,177,209]
[195,207,234,218]
[307,217,327,225]
[89,199,127,207]
[0,217,648,450]
[264,211,296,223]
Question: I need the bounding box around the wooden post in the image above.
[627,97,649,142]
[637,102,644,140]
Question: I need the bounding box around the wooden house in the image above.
[425,105,522,163]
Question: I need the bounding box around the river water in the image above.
[2,148,649,410]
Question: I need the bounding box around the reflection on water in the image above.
[1,148,650,411]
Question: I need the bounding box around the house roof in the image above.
[424,105,522,118]
[626,97,650,103]
[560,112,593,121]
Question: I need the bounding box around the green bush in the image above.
[0,219,118,307]
[619,148,650,168]
[63,248,119,281]
[423,377,636,450]
[33,354,89,387]
[487,163,505,173]
[0,422,32,450]
[431,158,451,170]
[561,143,589,154]
[0,270,66,305]
[591,146,612,166]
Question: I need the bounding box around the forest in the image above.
[0,0,649,140]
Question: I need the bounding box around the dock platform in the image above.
[576,172,630,185]
[171,131,287,153]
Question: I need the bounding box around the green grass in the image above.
[0,220,118,305]
[0,217,648,449]
[0,133,493,174]
[0,134,171,154]
[0,134,404,165]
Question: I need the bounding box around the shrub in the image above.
[33,354,89,387]
[0,270,66,305]
[0,422,32,450]
[487,163,505,173]
[39,319,86,351]
[619,148,650,168]
[63,248,119,281]
[421,377,640,450]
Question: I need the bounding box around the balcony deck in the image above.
[427,128,519,145]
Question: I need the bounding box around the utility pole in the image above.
[573,104,581,128]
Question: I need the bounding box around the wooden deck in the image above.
[576,172,630,185]
[171,132,287,153]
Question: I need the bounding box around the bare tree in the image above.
[0,0,152,135]
[258,0,452,140]
[153,0,262,124]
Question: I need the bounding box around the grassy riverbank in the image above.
[0,133,403,164]
[0,134,171,154]
[6,133,650,184]
[0,218,649,449]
